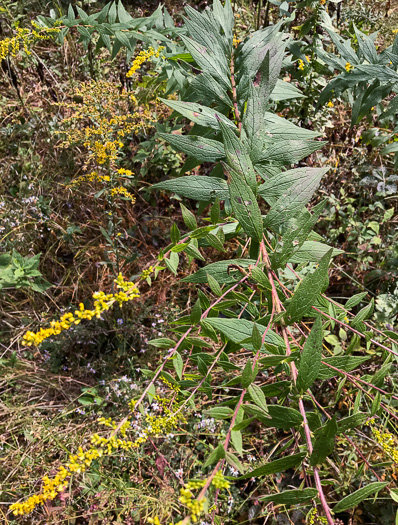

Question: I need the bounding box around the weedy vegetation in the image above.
[1,0,398,524]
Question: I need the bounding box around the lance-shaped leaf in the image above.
[263,113,321,141]
[259,488,318,504]
[182,258,257,284]
[243,83,265,160]
[203,442,226,468]
[183,6,229,65]
[259,167,328,207]
[296,316,323,393]
[158,133,225,162]
[159,99,235,130]
[239,452,305,479]
[264,169,328,232]
[270,202,327,270]
[337,412,368,434]
[204,317,284,349]
[333,482,389,514]
[224,164,263,242]
[191,72,232,109]
[181,35,231,89]
[318,356,370,380]
[218,121,257,192]
[213,0,234,49]
[258,43,285,106]
[236,24,284,81]
[256,140,326,169]
[290,241,343,264]
[262,405,303,429]
[284,249,332,324]
[270,79,306,101]
[153,176,229,202]
[310,416,337,466]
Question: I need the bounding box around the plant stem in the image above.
[260,240,335,525]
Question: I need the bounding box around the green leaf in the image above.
[231,407,244,455]
[182,259,257,285]
[159,99,235,130]
[164,251,179,275]
[185,337,212,349]
[337,412,368,434]
[232,417,255,432]
[173,351,183,380]
[203,442,226,468]
[153,176,229,202]
[190,299,202,325]
[296,317,323,393]
[206,232,225,252]
[271,204,327,270]
[149,338,175,348]
[270,78,305,101]
[207,273,223,296]
[158,133,225,162]
[225,451,245,473]
[250,266,271,289]
[285,249,332,324]
[181,35,231,89]
[204,407,234,419]
[205,317,284,349]
[259,488,318,504]
[289,241,343,264]
[333,482,389,514]
[225,164,263,242]
[371,392,381,416]
[248,384,268,412]
[310,416,337,466]
[351,299,374,329]
[179,204,197,231]
[170,223,180,244]
[345,292,368,310]
[239,452,306,479]
[185,241,205,262]
[318,356,370,380]
[241,358,255,388]
[264,169,328,231]
[218,120,257,192]
[252,323,262,352]
[210,198,220,225]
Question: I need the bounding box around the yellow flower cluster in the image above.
[141,266,155,280]
[22,274,140,347]
[58,80,155,167]
[320,0,326,5]
[345,61,354,72]
[11,395,187,516]
[0,21,60,61]
[160,375,180,392]
[233,36,241,47]
[69,170,111,186]
[179,487,206,522]
[327,101,334,108]
[126,46,165,78]
[366,419,398,463]
[307,507,328,524]
[298,56,310,71]
[212,470,230,489]
[148,518,161,525]
[110,186,136,201]
[91,140,123,164]
[10,466,69,516]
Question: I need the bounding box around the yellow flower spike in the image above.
[298,59,305,71]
